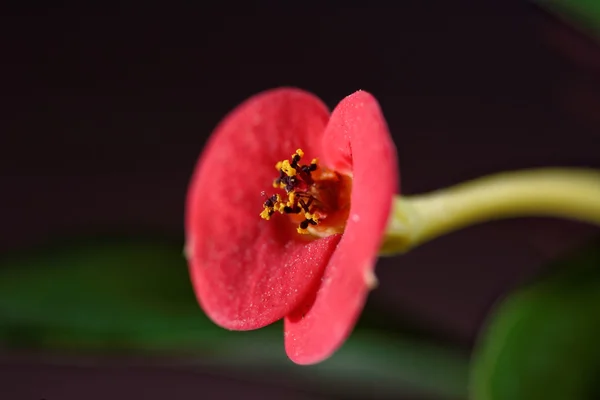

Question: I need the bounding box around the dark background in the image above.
[1,2,599,399]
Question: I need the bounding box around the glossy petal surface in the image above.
[284,91,398,364]
[186,88,341,330]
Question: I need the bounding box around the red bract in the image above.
[284,92,398,364]
[185,88,398,364]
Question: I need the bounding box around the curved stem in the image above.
[380,168,600,255]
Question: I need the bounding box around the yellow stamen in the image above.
[260,147,351,236]
[260,208,272,220]
[287,192,296,207]
[280,160,296,176]
[260,194,283,220]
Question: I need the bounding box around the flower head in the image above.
[185,88,398,363]
[259,146,353,237]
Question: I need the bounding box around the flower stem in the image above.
[380,168,600,255]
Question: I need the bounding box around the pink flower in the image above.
[185,88,398,364]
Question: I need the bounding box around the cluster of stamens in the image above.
[260,149,322,234]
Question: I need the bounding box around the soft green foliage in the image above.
[0,235,468,399]
[0,237,227,350]
[537,0,600,39]
[470,238,600,399]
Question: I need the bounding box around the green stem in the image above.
[380,168,600,255]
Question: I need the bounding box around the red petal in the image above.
[186,88,342,330]
[284,90,398,364]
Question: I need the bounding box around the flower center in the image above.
[260,149,352,236]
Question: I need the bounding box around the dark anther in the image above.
[308,219,317,225]
[291,154,301,168]
[274,170,286,186]
[299,198,313,213]
[299,199,308,213]
[309,163,317,171]
[263,194,278,208]
[297,167,315,185]
[284,205,301,214]
[300,219,310,229]
[284,176,298,192]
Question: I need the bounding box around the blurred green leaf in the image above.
[536,0,600,40]
[0,235,468,399]
[0,236,230,350]
[470,238,600,399]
